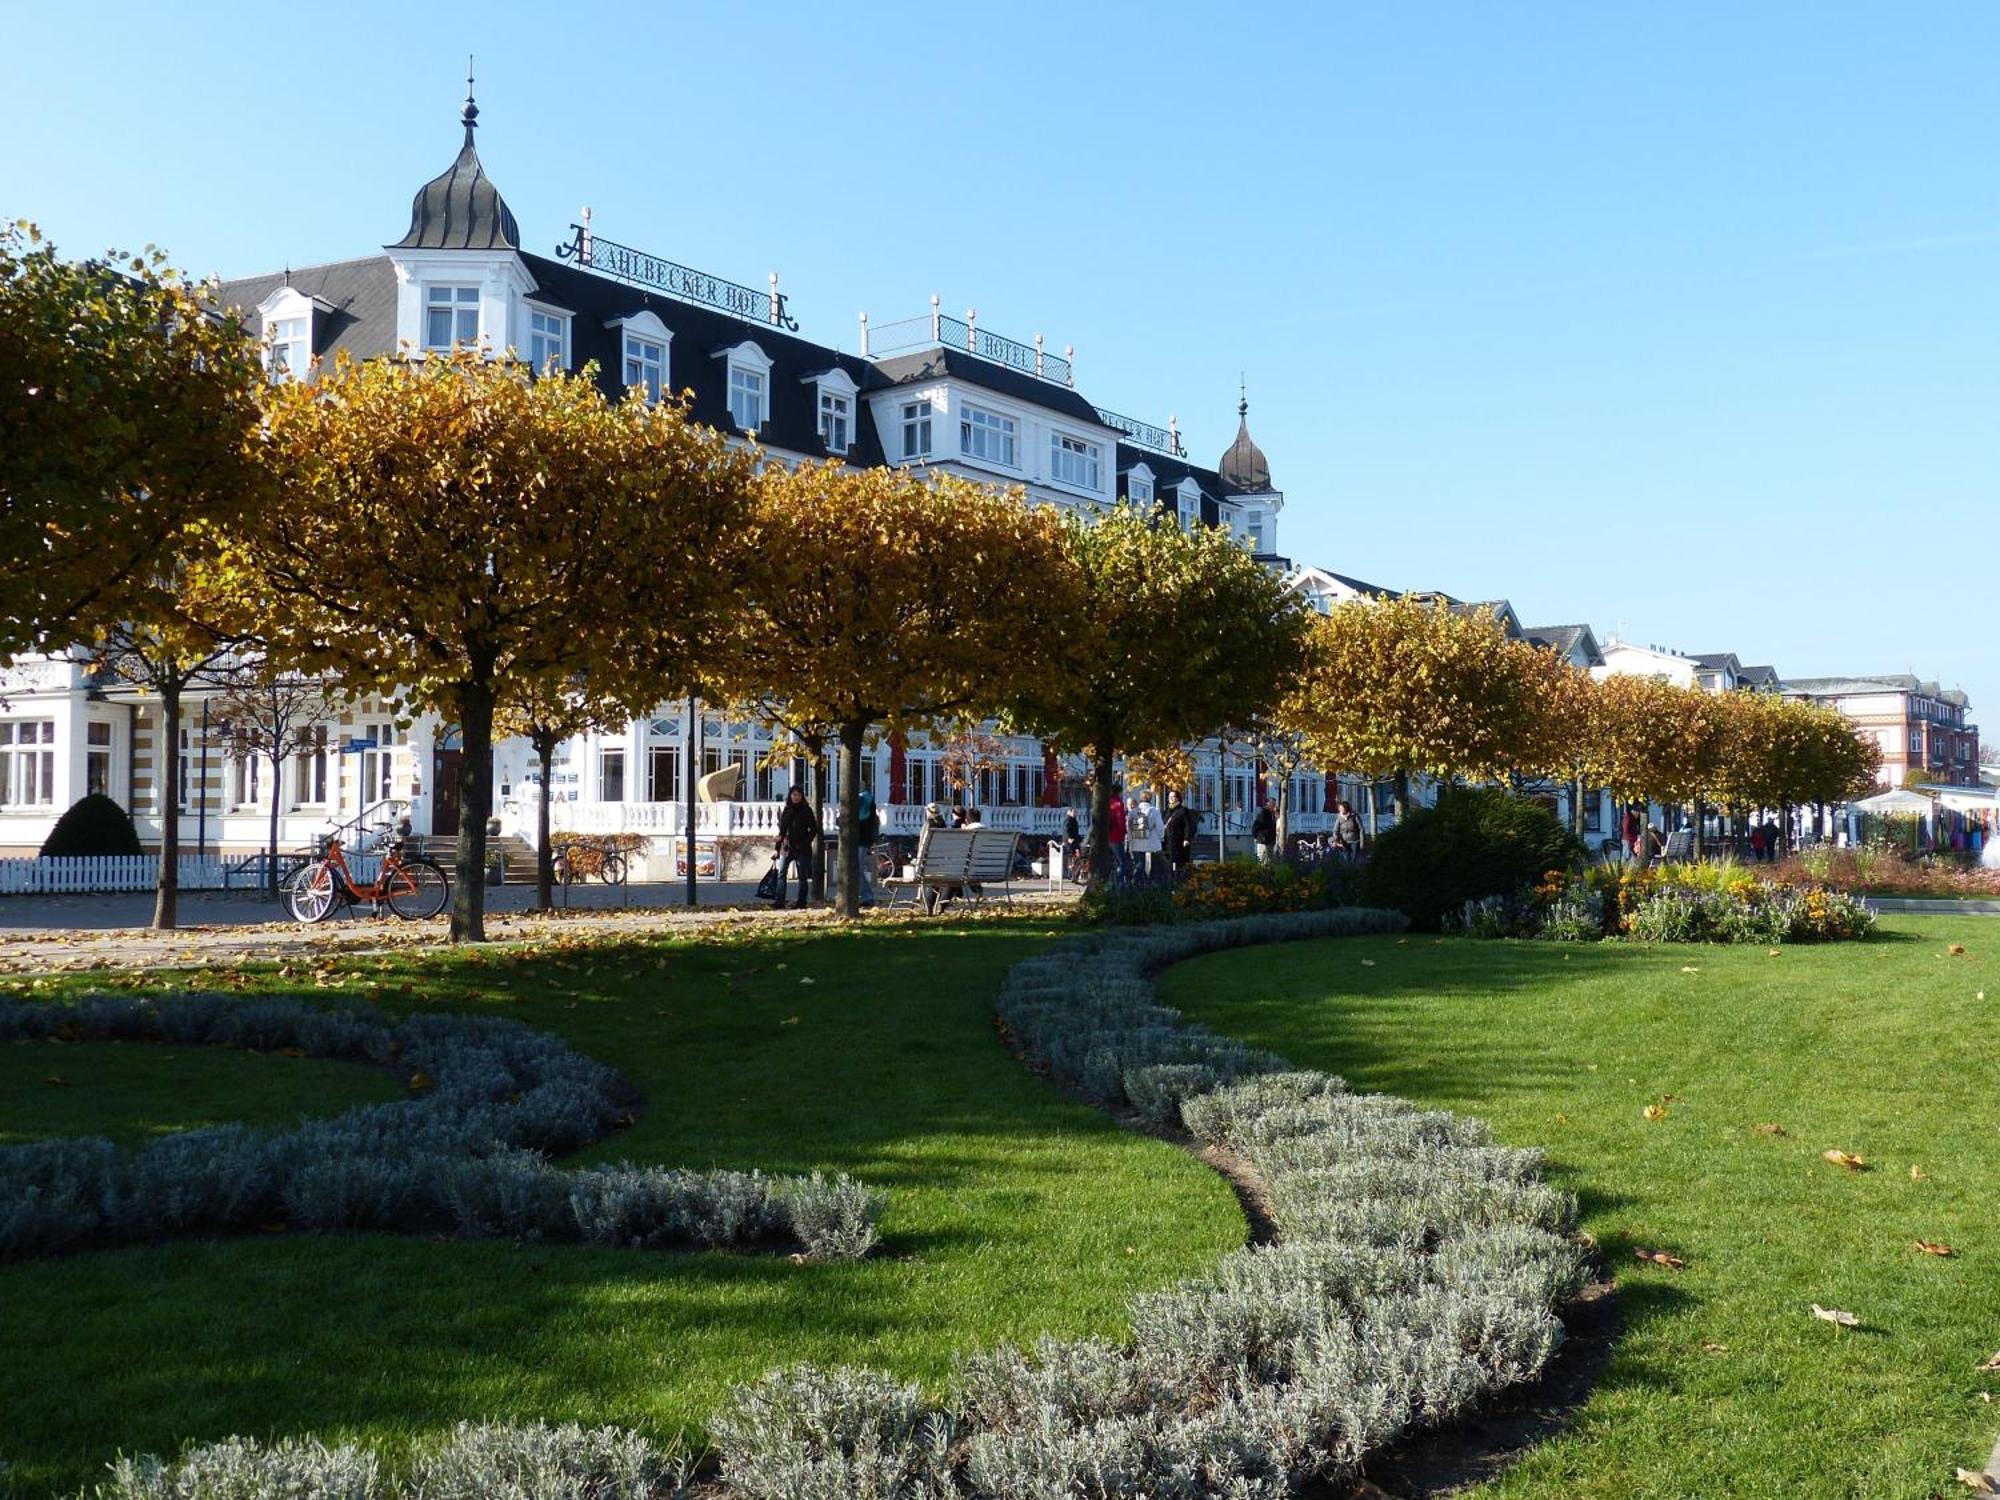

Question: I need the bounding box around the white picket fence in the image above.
[0,855,236,895]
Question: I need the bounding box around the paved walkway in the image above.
[0,881,1073,974]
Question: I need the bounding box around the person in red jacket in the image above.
[1107,782,1129,882]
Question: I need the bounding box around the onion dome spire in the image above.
[389,62,519,252]
[1218,380,1273,492]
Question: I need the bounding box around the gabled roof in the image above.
[870,346,1108,427]
[1523,624,1604,667]
[389,104,518,252]
[1690,651,1742,673]
[1738,664,1780,689]
[1284,566,1399,602]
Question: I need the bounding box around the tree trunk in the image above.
[153,682,181,930]
[1692,799,1707,860]
[836,720,864,919]
[1572,777,1587,839]
[1274,769,1292,861]
[1391,769,1410,825]
[534,734,556,912]
[266,750,282,903]
[1366,780,1379,839]
[810,746,828,905]
[1088,743,1116,884]
[450,679,496,943]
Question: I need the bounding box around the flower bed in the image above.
[1448,863,1875,944]
[1077,858,1362,927]
[1772,845,2000,901]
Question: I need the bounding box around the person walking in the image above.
[1332,799,1363,860]
[1126,789,1163,884]
[1251,798,1278,865]
[1062,807,1082,876]
[1162,790,1195,885]
[853,785,880,907]
[1107,782,1129,882]
[774,785,817,909]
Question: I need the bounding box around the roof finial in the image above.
[1238,373,1248,419]
[461,55,479,143]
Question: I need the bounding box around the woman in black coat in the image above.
[775,786,817,909]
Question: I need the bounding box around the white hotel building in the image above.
[1,97,1478,868]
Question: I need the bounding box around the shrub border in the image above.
[0,992,883,1264]
[40,911,1589,1498]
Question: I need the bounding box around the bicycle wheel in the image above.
[286,861,339,924]
[385,858,450,920]
[599,852,628,886]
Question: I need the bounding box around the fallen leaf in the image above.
[1634,1247,1687,1270]
[1915,1240,1957,1258]
[1810,1303,1860,1328]
[798,976,816,986]
[1702,1341,1730,1354]
[1911,1165,1928,1181]
[1823,1149,1867,1171]
[1977,1350,2000,1372]
[1680,965,1701,974]
[1954,1468,1997,1493]
[1948,944,1967,957]
[781,1016,800,1026]
[1643,1104,1669,1121]
[1755,1122,1787,1136]
[42,1075,69,1087]
[1767,947,1782,957]
[1359,959,1376,967]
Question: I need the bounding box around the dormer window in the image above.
[528,308,569,372]
[1247,510,1266,553]
[960,405,1017,467]
[729,367,765,430]
[266,316,309,381]
[1127,464,1154,505]
[1051,433,1102,491]
[714,342,774,433]
[818,391,851,453]
[625,335,666,402]
[424,285,481,351]
[1175,479,1202,530]
[804,367,859,456]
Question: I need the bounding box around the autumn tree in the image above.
[0,224,264,660]
[1013,504,1305,883]
[225,352,757,941]
[88,613,233,929]
[1280,597,1552,829]
[1590,675,1730,861]
[206,663,337,900]
[715,464,1067,918]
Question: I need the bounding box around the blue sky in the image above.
[5,2,1994,721]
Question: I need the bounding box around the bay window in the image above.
[424,285,481,351]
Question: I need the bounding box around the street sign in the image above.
[339,737,378,754]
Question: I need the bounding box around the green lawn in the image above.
[1161,916,2000,1500]
[0,1040,400,1147]
[0,920,1241,1493]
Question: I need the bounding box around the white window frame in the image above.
[1050,431,1103,492]
[85,721,113,800]
[0,720,56,808]
[423,284,482,351]
[360,722,400,806]
[624,334,666,403]
[294,724,328,807]
[960,405,1018,467]
[599,746,627,803]
[1176,479,1202,530]
[901,399,934,460]
[232,751,262,809]
[1247,509,1266,553]
[527,305,570,373]
[806,368,859,456]
[266,314,310,381]
[1127,463,1154,505]
[606,311,673,404]
[716,341,774,432]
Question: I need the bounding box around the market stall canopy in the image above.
[1849,788,1936,816]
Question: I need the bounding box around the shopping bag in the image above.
[755,861,781,902]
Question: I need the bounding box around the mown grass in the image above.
[0,1041,400,1147]
[0,918,1242,1493]
[1161,915,2000,1500]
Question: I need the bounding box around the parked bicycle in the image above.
[285,821,450,922]
[550,835,633,887]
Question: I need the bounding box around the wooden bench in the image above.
[882,827,1022,913]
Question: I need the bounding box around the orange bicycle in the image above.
[285,822,450,923]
